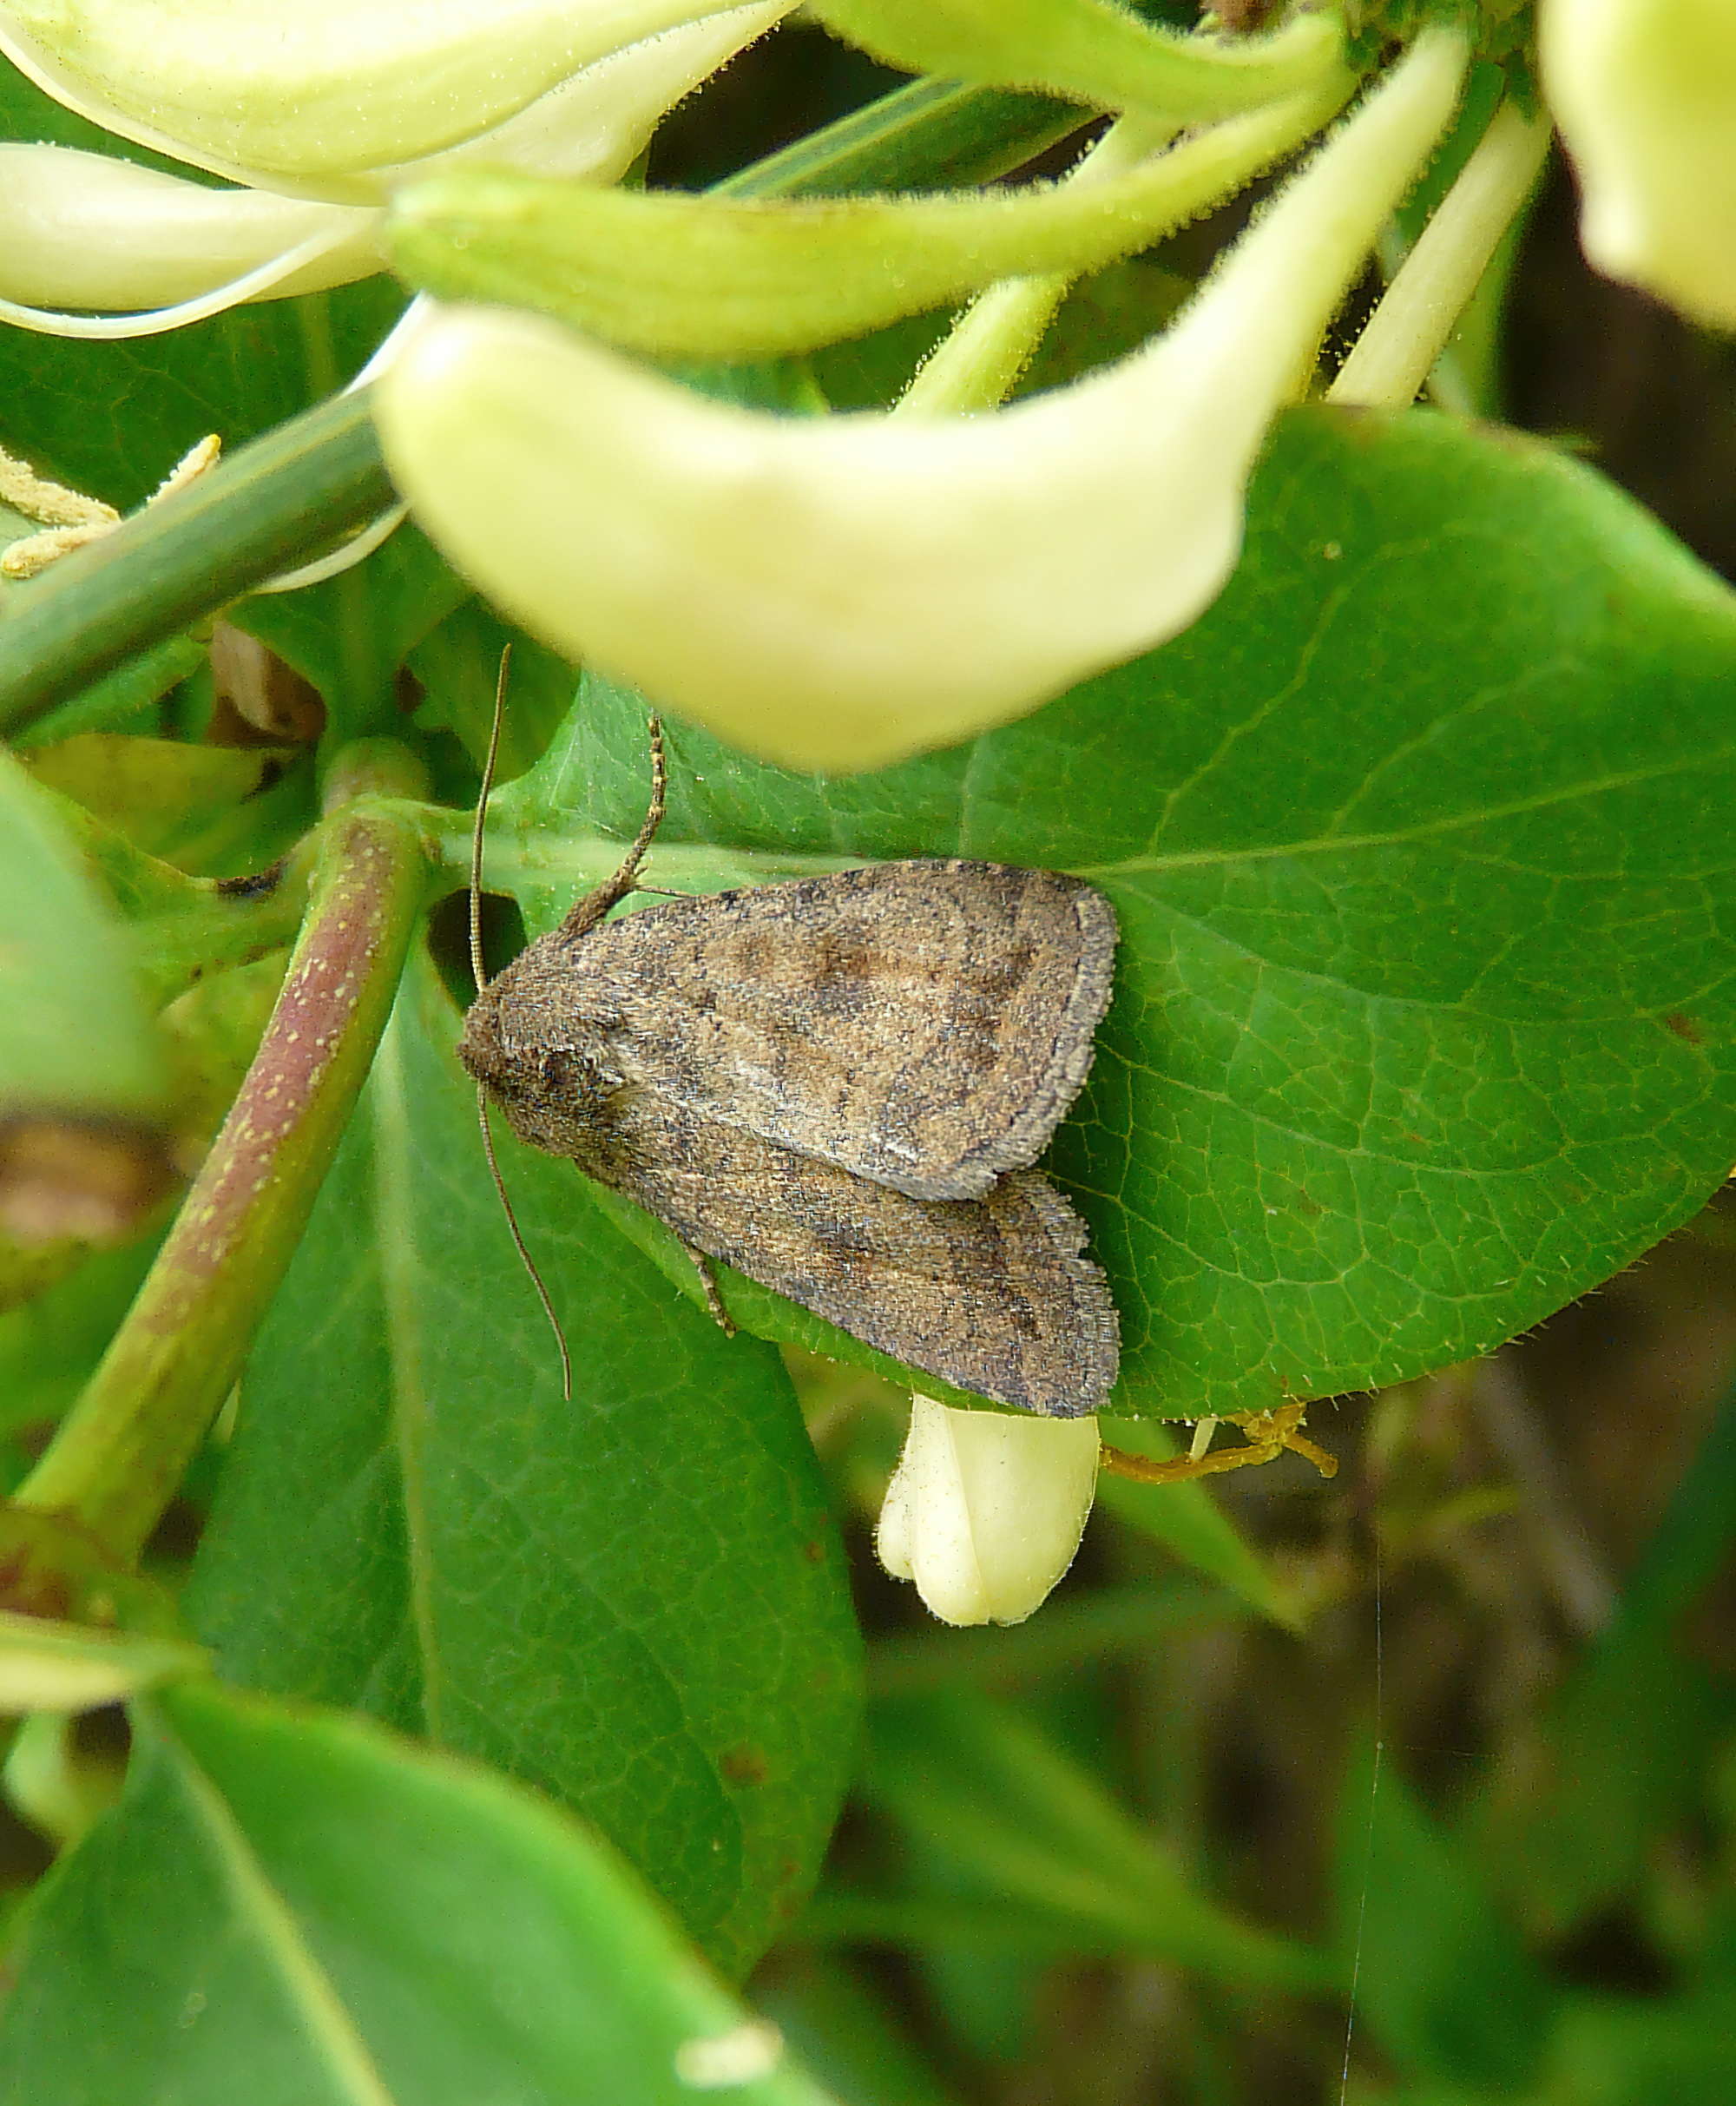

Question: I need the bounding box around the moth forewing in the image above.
[575,1093,1118,1417]
[514,860,1117,1201]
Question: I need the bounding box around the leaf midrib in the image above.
[365,1003,445,1745]
[417,730,1736,904]
[155,1711,402,2106]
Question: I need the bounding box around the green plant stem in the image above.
[0,391,391,738]
[716,75,1083,198]
[12,740,430,1566]
[1327,98,1551,410]
[898,109,1177,415]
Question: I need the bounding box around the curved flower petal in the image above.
[810,0,1348,123]
[400,8,791,189]
[1542,0,1736,330]
[876,1395,1100,1627]
[0,144,378,311]
[375,29,1466,772]
[0,0,788,199]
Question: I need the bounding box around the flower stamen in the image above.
[1101,1403,1338,1485]
[3,434,220,578]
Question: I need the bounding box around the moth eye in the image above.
[540,1046,614,1106]
[540,1049,584,1095]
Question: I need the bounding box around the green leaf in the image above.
[499,407,1736,1418]
[854,1688,1337,1991]
[233,520,470,741]
[0,282,403,520]
[1538,1986,1736,2106]
[0,749,169,1122]
[1465,1372,1736,1936]
[7,634,207,750]
[0,1679,846,2106]
[27,776,306,1008]
[0,1234,158,1412]
[1334,1749,1554,2090]
[21,734,286,864]
[0,101,411,740]
[404,595,578,782]
[0,392,396,742]
[185,956,861,1978]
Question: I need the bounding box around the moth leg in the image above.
[681,1239,736,1337]
[1100,1403,1337,1486]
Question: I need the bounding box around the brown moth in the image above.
[460,727,1120,1417]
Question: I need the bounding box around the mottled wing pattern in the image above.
[579,1092,1119,1418]
[552,861,1116,1201]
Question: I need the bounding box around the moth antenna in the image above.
[617,712,667,895]
[468,644,512,997]
[477,1084,573,1403]
[557,714,668,942]
[468,645,571,1399]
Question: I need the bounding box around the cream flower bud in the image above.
[374,28,1466,771]
[876,1396,1100,1627]
[1542,0,1736,329]
[0,1,789,201]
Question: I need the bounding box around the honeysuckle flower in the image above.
[0,1,787,196]
[0,5,789,326]
[386,86,1344,361]
[1541,0,1736,331]
[374,27,1467,773]
[0,145,379,320]
[875,1395,1101,1626]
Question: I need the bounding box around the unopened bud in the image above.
[877,1395,1100,1626]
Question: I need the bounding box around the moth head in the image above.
[459,987,621,1162]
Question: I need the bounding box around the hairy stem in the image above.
[899,109,1179,417]
[1328,98,1551,411]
